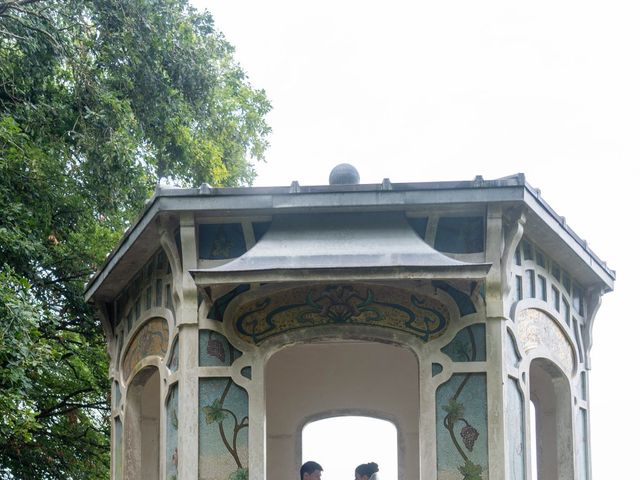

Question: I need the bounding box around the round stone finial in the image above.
[329,163,360,185]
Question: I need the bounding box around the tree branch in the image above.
[36,387,95,419]
[38,402,110,419]
[0,0,45,16]
[0,11,60,48]
[0,27,28,41]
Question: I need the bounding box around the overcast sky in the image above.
[195,1,639,477]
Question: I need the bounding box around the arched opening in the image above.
[302,416,398,480]
[265,340,419,480]
[124,366,160,480]
[529,358,573,480]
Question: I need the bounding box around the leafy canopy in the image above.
[0,0,270,478]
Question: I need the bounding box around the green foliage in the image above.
[0,266,110,479]
[229,467,249,480]
[443,398,465,424]
[0,267,49,444]
[458,460,483,480]
[203,399,228,424]
[0,0,270,478]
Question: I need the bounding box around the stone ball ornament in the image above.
[329,163,360,185]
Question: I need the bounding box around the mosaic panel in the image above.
[512,239,586,325]
[115,248,172,329]
[114,417,123,480]
[515,276,523,302]
[561,298,570,326]
[434,216,485,253]
[436,373,488,480]
[580,372,587,401]
[525,270,535,298]
[156,278,163,308]
[576,408,589,480]
[199,330,242,367]
[175,230,182,259]
[166,283,174,314]
[251,222,271,242]
[441,324,486,362]
[234,284,451,344]
[199,223,246,260]
[408,216,429,239]
[522,240,534,261]
[552,286,560,311]
[515,309,574,374]
[208,285,251,322]
[506,378,525,480]
[506,330,521,369]
[537,275,547,301]
[573,285,584,315]
[199,378,248,480]
[122,318,169,381]
[551,262,561,281]
[433,280,477,316]
[573,320,584,363]
[114,381,122,407]
[166,385,179,480]
[168,337,179,372]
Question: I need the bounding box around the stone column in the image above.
[177,213,199,480]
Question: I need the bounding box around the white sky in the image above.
[303,416,398,480]
[195,1,639,477]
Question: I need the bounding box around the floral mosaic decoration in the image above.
[199,378,248,480]
[235,284,450,344]
[438,325,488,479]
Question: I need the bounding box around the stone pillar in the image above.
[177,213,199,480]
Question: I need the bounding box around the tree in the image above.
[0,0,270,477]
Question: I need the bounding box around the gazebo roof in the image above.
[190,212,491,285]
[84,172,615,303]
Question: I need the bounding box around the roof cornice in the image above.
[84,174,615,302]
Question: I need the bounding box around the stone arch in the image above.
[529,357,574,480]
[124,366,161,480]
[225,282,457,350]
[121,316,169,384]
[265,340,419,480]
[514,307,576,377]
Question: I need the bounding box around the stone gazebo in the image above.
[85,167,614,480]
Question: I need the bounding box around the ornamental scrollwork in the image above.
[233,284,450,344]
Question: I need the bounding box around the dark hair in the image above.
[300,461,323,479]
[355,462,379,477]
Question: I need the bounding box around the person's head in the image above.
[355,462,379,480]
[300,461,323,480]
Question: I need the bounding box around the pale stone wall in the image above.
[265,342,419,480]
[507,235,596,480]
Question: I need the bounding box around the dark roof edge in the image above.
[141,172,527,199]
[85,175,525,300]
[190,264,493,286]
[84,173,615,300]
[523,181,615,288]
